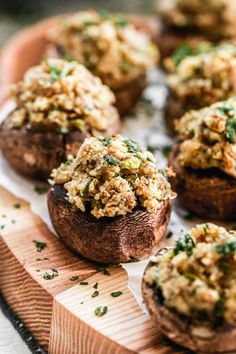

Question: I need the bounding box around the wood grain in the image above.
[0,186,188,353]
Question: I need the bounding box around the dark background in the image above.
[0,0,155,47]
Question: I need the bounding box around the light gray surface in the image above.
[0,309,30,354]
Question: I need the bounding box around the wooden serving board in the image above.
[0,186,188,354]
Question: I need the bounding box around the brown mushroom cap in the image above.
[168,144,236,220]
[0,107,121,180]
[142,248,236,353]
[47,184,173,264]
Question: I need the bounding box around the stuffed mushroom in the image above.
[46,10,158,115]
[169,97,236,219]
[155,0,236,58]
[0,59,121,179]
[143,223,236,353]
[48,134,175,264]
[165,42,236,132]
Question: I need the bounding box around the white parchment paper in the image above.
[0,70,226,312]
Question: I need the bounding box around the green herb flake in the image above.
[111,291,123,297]
[92,290,99,298]
[203,223,210,234]
[80,281,88,285]
[14,203,21,209]
[59,127,69,135]
[174,234,196,256]
[0,225,5,230]
[36,257,49,261]
[47,60,62,81]
[166,231,173,239]
[225,117,236,143]
[33,240,47,253]
[43,269,58,280]
[161,145,172,158]
[129,256,139,263]
[115,16,128,28]
[34,185,48,195]
[104,154,118,166]
[70,275,79,281]
[72,119,86,132]
[95,306,108,317]
[93,282,98,289]
[97,136,112,146]
[216,237,236,256]
[11,219,16,224]
[99,268,111,276]
[183,272,197,280]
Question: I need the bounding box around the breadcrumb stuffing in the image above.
[50,10,158,89]
[145,223,236,324]
[9,59,116,134]
[176,97,236,178]
[167,42,236,110]
[52,135,175,218]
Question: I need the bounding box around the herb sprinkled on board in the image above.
[14,203,21,209]
[95,306,108,317]
[33,240,47,253]
[34,185,48,195]
[111,291,123,297]
[80,281,88,285]
[70,276,79,281]
[43,269,58,280]
[92,290,99,298]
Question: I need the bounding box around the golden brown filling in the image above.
[167,42,236,110]
[49,10,158,89]
[176,97,236,178]
[52,135,175,218]
[10,59,115,134]
[157,0,236,38]
[145,223,236,324]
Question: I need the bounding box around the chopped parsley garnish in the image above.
[115,16,128,28]
[36,257,49,261]
[84,19,96,26]
[104,154,118,166]
[47,60,62,81]
[174,234,196,256]
[225,117,236,143]
[166,231,173,239]
[95,306,108,317]
[0,225,5,230]
[161,145,172,158]
[93,282,98,289]
[183,272,197,280]
[99,268,111,276]
[80,281,88,285]
[97,136,112,146]
[34,185,48,195]
[111,291,123,297]
[59,127,69,135]
[203,223,210,234]
[215,237,236,256]
[11,219,16,224]
[43,269,58,280]
[128,256,139,263]
[172,42,215,67]
[124,139,141,154]
[92,290,99,298]
[33,240,47,253]
[70,276,79,281]
[14,203,21,209]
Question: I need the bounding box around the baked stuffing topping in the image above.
[157,0,236,38]
[176,97,236,178]
[52,135,175,218]
[9,59,115,133]
[145,223,236,324]
[167,42,236,109]
[50,10,158,89]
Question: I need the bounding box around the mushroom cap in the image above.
[142,248,236,353]
[47,184,173,264]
